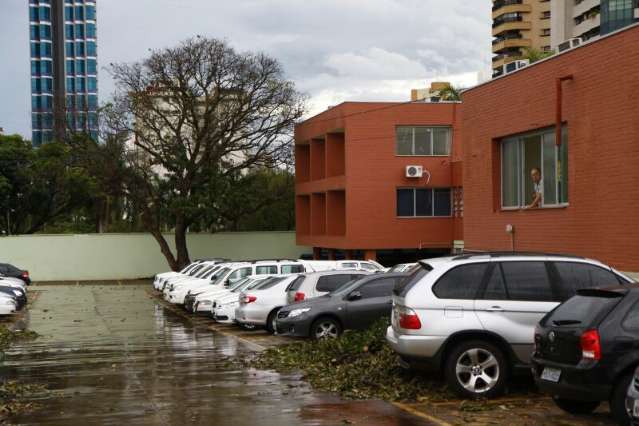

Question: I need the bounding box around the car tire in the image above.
[266,309,279,335]
[552,397,600,415]
[610,373,633,426]
[444,340,508,399]
[311,317,342,340]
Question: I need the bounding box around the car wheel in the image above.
[266,309,279,335]
[611,373,633,426]
[444,340,507,399]
[311,317,342,340]
[552,397,600,415]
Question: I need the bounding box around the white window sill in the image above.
[500,204,569,212]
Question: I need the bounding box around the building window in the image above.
[75,42,85,57]
[65,24,74,39]
[396,188,452,217]
[39,6,51,21]
[86,23,96,38]
[75,24,85,39]
[66,42,74,57]
[86,41,97,57]
[86,5,96,20]
[42,78,53,94]
[40,25,51,40]
[501,127,568,209]
[396,126,451,156]
[87,77,97,92]
[30,7,38,22]
[76,59,86,74]
[30,25,39,40]
[65,6,73,21]
[66,77,75,93]
[66,60,75,75]
[75,6,84,20]
[41,61,52,76]
[87,59,97,74]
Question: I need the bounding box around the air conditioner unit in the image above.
[405,165,423,178]
[557,37,582,53]
[503,59,530,74]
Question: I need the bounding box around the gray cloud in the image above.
[0,0,491,137]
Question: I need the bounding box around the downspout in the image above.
[556,75,573,145]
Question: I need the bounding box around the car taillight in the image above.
[294,292,305,302]
[21,271,29,278]
[580,329,601,360]
[398,307,421,330]
[242,295,256,304]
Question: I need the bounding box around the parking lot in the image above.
[3,282,429,425]
[0,279,618,425]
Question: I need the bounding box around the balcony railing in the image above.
[493,0,523,12]
[493,15,523,28]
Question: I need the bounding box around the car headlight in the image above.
[288,307,311,318]
[12,290,21,296]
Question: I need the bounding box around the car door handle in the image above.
[485,306,504,312]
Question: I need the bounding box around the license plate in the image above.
[541,367,561,382]
[633,400,639,417]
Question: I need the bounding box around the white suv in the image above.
[385,253,633,399]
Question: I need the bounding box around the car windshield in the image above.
[543,292,623,327]
[228,277,251,291]
[254,276,286,290]
[393,263,432,296]
[188,265,204,276]
[330,277,365,296]
[202,266,221,279]
[194,265,216,278]
[210,268,230,284]
[231,279,256,293]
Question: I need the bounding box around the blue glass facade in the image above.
[29,0,98,146]
[601,0,639,35]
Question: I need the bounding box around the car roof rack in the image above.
[452,251,585,261]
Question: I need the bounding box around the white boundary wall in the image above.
[0,232,309,282]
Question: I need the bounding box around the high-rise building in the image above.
[551,0,638,49]
[492,0,552,78]
[29,0,98,147]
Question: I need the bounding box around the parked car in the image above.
[299,260,385,273]
[533,286,639,425]
[0,284,26,310]
[0,263,30,285]
[276,273,407,339]
[164,262,238,304]
[0,293,17,315]
[186,275,269,313]
[215,276,291,325]
[626,366,639,425]
[234,275,298,332]
[154,261,213,291]
[167,260,306,305]
[153,260,213,290]
[285,270,371,304]
[385,252,633,398]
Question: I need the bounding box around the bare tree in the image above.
[103,37,305,270]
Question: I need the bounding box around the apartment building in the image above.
[551,0,639,49]
[294,102,463,264]
[492,0,552,77]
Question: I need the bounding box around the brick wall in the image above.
[462,25,639,271]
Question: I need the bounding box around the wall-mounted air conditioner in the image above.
[503,59,530,75]
[405,165,423,178]
[558,37,582,53]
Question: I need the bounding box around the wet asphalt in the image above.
[2,285,429,426]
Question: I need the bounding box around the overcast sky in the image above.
[0,0,492,138]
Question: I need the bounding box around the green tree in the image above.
[104,37,306,270]
[521,47,555,64]
[438,84,462,101]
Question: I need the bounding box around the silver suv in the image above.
[385,253,633,398]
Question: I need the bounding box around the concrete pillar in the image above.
[363,249,377,261]
[313,247,322,260]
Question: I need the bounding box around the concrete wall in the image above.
[0,232,310,282]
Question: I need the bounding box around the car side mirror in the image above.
[348,291,362,301]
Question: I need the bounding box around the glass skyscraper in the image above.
[29,0,98,147]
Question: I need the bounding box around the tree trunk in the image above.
[150,229,179,271]
[174,218,190,270]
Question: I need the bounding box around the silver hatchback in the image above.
[386,253,633,399]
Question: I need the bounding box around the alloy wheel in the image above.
[314,321,339,339]
[455,348,500,394]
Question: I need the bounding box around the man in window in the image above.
[526,167,543,209]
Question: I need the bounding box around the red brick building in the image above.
[294,102,463,262]
[462,24,639,271]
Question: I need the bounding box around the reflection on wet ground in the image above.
[3,285,428,425]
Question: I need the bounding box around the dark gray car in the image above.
[276,273,407,339]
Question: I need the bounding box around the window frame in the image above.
[396,187,452,218]
[500,126,569,210]
[395,125,452,157]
